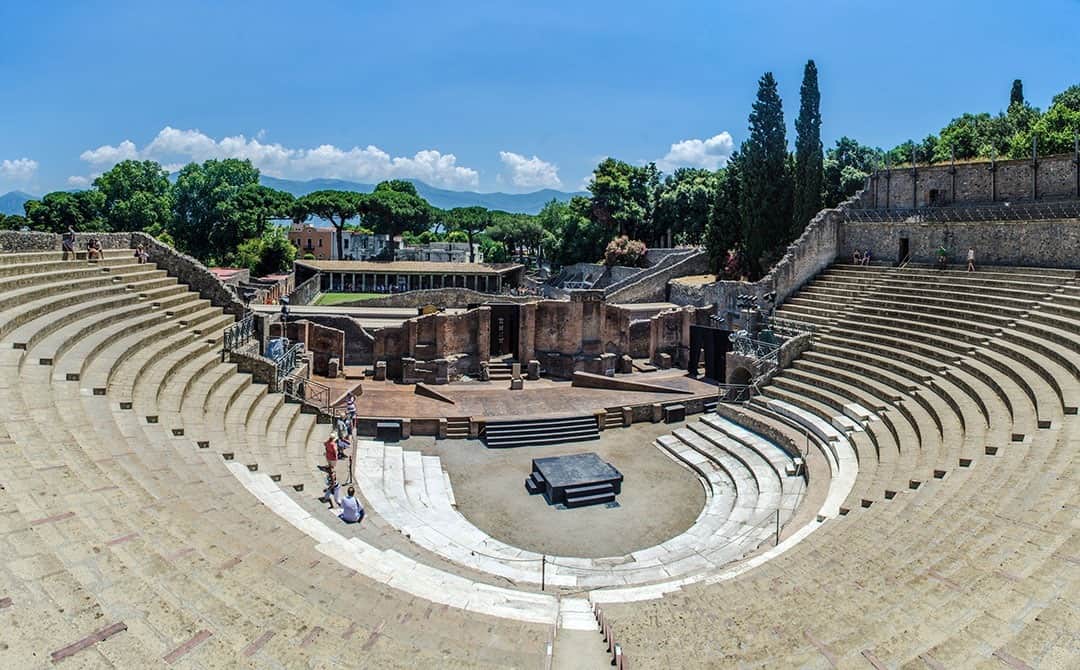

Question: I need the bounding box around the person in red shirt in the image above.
[324,433,338,470]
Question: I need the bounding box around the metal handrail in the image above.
[281,373,334,414]
[274,343,304,388]
[846,200,1080,223]
[222,313,255,356]
[716,383,758,404]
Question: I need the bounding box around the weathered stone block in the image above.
[658,353,672,369]
[510,377,524,390]
[374,360,387,381]
[527,359,540,380]
[618,354,633,374]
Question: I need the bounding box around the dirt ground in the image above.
[406,421,706,558]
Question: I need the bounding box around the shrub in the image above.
[603,236,647,267]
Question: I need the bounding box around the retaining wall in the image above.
[839,218,1080,268]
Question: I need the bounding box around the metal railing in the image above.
[222,313,255,357]
[766,316,816,338]
[281,373,333,413]
[274,343,304,387]
[845,200,1080,223]
[716,383,758,403]
[731,334,781,362]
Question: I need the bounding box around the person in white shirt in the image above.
[338,486,364,524]
[967,248,976,272]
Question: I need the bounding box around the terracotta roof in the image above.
[296,260,523,276]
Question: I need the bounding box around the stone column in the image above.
[476,306,491,365]
[518,303,536,364]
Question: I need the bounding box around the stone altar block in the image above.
[525,452,622,508]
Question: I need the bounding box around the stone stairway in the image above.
[600,262,1079,668]
[483,414,600,447]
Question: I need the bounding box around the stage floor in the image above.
[312,369,718,419]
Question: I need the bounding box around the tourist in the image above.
[86,238,103,261]
[336,432,351,460]
[861,249,871,266]
[321,467,340,509]
[324,433,338,470]
[937,245,949,270]
[336,415,350,439]
[852,249,862,265]
[338,486,364,524]
[344,392,357,427]
[967,247,976,272]
[134,243,149,264]
[61,226,76,260]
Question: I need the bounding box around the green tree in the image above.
[823,137,881,207]
[358,183,432,250]
[93,160,173,234]
[792,60,824,233]
[0,213,28,229]
[170,158,261,261]
[444,205,488,263]
[739,72,793,277]
[586,158,660,242]
[1010,79,1024,107]
[1012,84,1080,157]
[654,168,718,245]
[704,157,742,273]
[295,190,363,260]
[24,190,107,233]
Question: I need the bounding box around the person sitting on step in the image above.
[87,238,103,261]
[861,249,871,266]
[852,249,862,265]
[336,432,351,460]
[338,486,364,524]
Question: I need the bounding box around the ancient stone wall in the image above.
[334,288,536,309]
[605,249,709,303]
[859,153,1080,209]
[228,343,278,387]
[131,232,247,317]
[840,218,1080,268]
[0,230,133,252]
[288,274,322,306]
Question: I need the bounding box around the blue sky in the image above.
[2,0,1079,195]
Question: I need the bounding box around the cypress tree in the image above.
[793,60,824,234]
[704,152,742,274]
[1010,79,1024,107]
[739,72,792,277]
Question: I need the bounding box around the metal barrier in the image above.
[845,200,1080,223]
[281,374,333,413]
[222,313,255,358]
[716,383,758,404]
[273,343,304,388]
[768,316,816,338]
[593,604,628,670]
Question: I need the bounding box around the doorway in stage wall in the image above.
[898,237,910,266]
[688,325,732,381]
[487,303,520,359]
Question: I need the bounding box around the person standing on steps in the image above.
[967,247,976,272]
[61,226,76,260]
[323,432,338,472]
[343,392,357,435]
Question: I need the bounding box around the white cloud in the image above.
[76,126,481,189]
[498,151,562,190]
[67,175,92,187]
[0,157,39,183]
[657,132,734,171]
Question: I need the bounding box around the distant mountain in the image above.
[0,191,34,216]
[259,176,584,215]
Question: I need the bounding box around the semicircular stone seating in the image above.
[1,248,1078,669]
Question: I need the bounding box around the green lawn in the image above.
[314,292,382,306]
